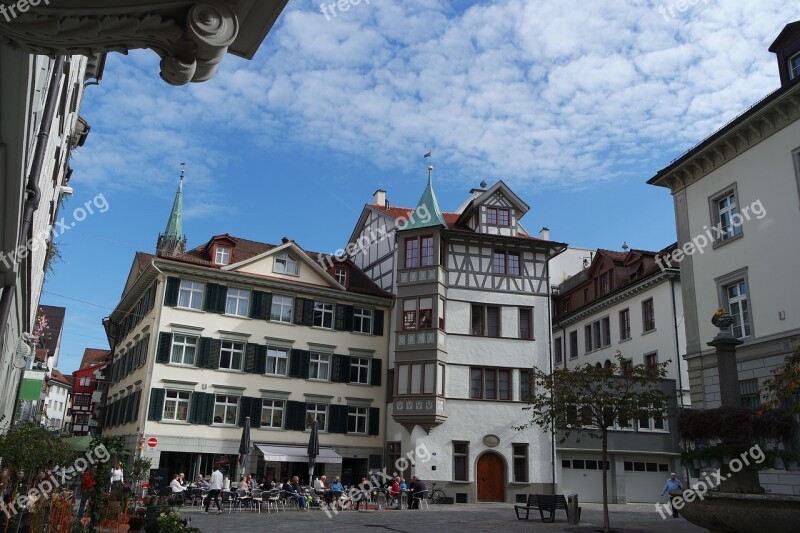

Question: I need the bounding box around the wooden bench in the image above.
[514,494,570,522]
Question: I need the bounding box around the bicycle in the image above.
[428,483,446,504]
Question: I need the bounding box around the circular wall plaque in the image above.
[483,434,500,447]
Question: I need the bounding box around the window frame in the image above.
[644,352,658,379]
[313,301,334,329]
[716,267,753,339]
[334,268,347,285]
[619,308,631,341]
[470,367,511,401]
[265,346,289,376]
[177,280,204,310]
[162,389,191,422]
[350,357,370,384]
[486,207,511,226]
[170,334,198,366]
[512,443,529,483]
[309,352,331,381]
[519,307,533,340]
[492,250,520,276]
[218,340,245,371]
[790,50,800,80]
[642,298,655,332]
[347,406,368,434]
[553,337,563,364]
[471,304,501,337]
[353,307,373,334]
[453,441,469,481]
[569,331,578,359]
[274,253,299,275]
[260,399,285,429]
[213,394,239,426]
[214,246,230,265]
[225,287,250,317]
[306,403,328,432]
[270,295,294,323]
[404,235,434,268]
[709,184,743,245]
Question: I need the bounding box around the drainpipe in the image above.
[545,257,557,496]
[2,56,65,426]
[669,276,685,408]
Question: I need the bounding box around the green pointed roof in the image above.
[163,176,183,238]
[403,169,446,230]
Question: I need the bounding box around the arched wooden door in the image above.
[476,453,505,502]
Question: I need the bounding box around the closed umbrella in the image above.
[307,419,319,486]
[239,416,252,476]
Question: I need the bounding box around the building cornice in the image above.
[553,269,678,329]
[648,81,800,192]
[0,1,288,86]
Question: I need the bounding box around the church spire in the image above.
[402,163,447,231]
[156,164,187,256]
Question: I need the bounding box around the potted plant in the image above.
[712,308,734,329]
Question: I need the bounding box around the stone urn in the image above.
[711,313,734,329]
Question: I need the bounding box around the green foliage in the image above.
[758,342,800,415]
[515,351,671,441]
[85,435,129,533]
[0,421,71,482]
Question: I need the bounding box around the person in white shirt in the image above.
[204,468,224,514]
[170,474,185,494]
[110,463,124,484]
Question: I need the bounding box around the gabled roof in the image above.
[79,348,111,369]
[454,180,530,227]
[769,21,800,52]
[50,369,72,387]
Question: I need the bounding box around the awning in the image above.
[256,444,342,464]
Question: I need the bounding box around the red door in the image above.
[477,453,505,502]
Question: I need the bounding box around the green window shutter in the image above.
[156,332,172,364]
[126,395,135,423]
[289,349,310,378]
[204,284,226,314]
[331,354,351,383]
[197,337,210,368]
[164,277,180,307]
[203,393,215,425]
[244,344,257,373]
[344,306,354,331]
[368,407,380,436]
[285,401,306,431]
[293,298,306,325]
[251,397,262,429]
[334,305,346,331]
[328,405,348,434]
[133,390,142,422]
[147,388,165,421]
[303,300,314,326]
[370,359,382,386]
[238,397,253,426]
[217,285,228,314]
[250,291,271,320]
[255,345,267,374]
[208,339,221,369]
[188,392,203,424]
[373,310,385,336]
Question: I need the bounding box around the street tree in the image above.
[515,351,672,533]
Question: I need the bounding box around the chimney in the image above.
[539,227,550,240]
[373,189,386,206]
[281,237,289,244]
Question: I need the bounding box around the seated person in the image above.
[409,476,426,509]
[389,477,401,509]
[236,476,249,491]
[318,475,333,506]
[169,474,186,503]
[195,475,209,489]
[260,476,275,491]
[399,478,407,491]
[329,476,344,509]
[283,477,307,510]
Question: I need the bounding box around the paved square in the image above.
[179,502,707,532]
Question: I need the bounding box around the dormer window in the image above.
[334,268,347,285]
[274,253,298,275]
[486,207,510,226]
[214,246,231,265]
[790,51,800,80]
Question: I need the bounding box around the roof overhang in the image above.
[0,0,289,86]
[256,445,342,464]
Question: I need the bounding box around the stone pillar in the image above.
[707,320,743,407]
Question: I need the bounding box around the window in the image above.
[791,51,800,79]
[306,403,327,431]
[471,304,500,337]
[353,308,373,334]
[740,378,760,409]
[563,300,571,314]
[487,207,510,226]
[79,376,90,386]
[75,394,89,406]
[347,406,368,434]
[710,188,743,242]
[599,271,612,295]
[265,346,289,375]
[619,308,631,340]
[225,288,250,316]
[512,443,528,482]
[274,253,298,275]
[404,236,434,268]
[584,325,592,353]
[644,353,658,378]
[313,302,334,328]
[350,357,370,384]
[219,341,244,370]
[270,295,293,323]
[177,280,204,309]
[487,207,498,225]
[335,268,347,285]
[520,369,534,402]
[171,335,197,366]
[404,237,419,268]
[260,399,284,428]
[470,367,511,400]
[569,331,578,359]
[492,251,520,275]
[163,390,190,422]
[519,308,532,340]
[309,353,331,380]
[403,300,417,330]
[213,395,239,425]
[395,363,435,395]
[403,298,431,330]
[453,442,468,481]
[387,442,401,474]
[726,280,751,338]
[215,247,230,265]
[554,337,563,364]
[621,359,633,377]
[639,409,667,432]
[421,236,434,267]
[642,298,655,332]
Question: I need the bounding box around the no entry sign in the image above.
[147,437,158,448]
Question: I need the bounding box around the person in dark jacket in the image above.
[409,476,426,509]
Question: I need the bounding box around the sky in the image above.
[42,0,795,374]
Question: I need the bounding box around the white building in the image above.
[102,178,392,487]
[43,369,72,433]
[647,21,800,496]
[348,177,566,503]
[551,247,688,503]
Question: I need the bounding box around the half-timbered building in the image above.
[348,175,566,503]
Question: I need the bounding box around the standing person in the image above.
[660,473,683,518]
[110,462,124,485]
[204,467,224,515]
[78,468,95,517]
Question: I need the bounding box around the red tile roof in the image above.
[50,369,72,387]
[80,348,111,369]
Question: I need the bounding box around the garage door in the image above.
[559,457,610,503]
[623,458,670,503]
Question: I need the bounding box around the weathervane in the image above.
[424,150,433,175]
[180,162,186,180]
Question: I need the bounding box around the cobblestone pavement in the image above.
[179,502,707,532]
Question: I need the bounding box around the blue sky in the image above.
[43,0,794,373]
